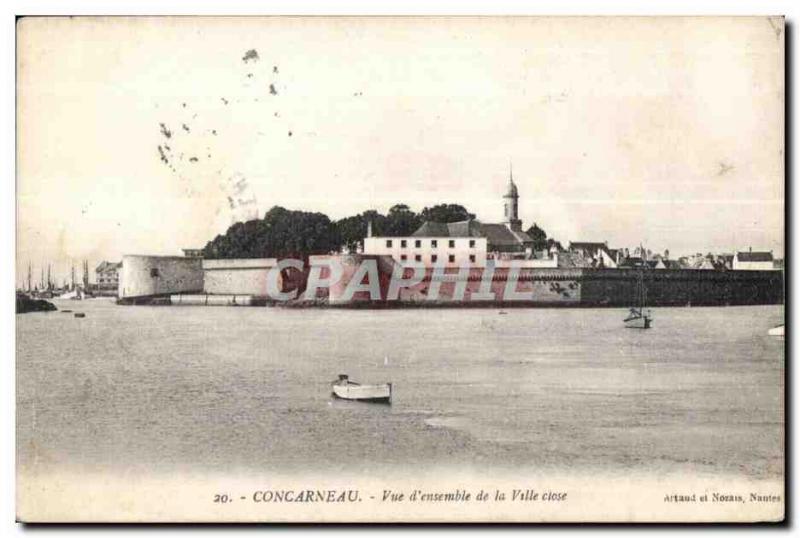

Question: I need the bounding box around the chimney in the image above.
[366,220,373,238]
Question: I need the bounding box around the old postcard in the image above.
[15,16,784,523]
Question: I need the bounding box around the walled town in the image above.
[18,171,783,309]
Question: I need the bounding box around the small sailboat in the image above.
[768,324,784,337]
[331,374,391,403]
[624,268,652,329]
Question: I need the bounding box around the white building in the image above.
[363,170,558,268]
[363,235,488,267]
[733,251,776,271]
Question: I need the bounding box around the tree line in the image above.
[202,204,560,259]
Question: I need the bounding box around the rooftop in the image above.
[411,219,533,247]
[736,251,774,262]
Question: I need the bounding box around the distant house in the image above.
[618,256,647,269]
[568,241,618,268]
[654,259,682,270]
[733,251,775,271]
[95,261,122,290]
[691,257,716,270]
[719,254,734,270]
[182,248,204,258]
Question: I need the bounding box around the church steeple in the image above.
[503,162,521,231]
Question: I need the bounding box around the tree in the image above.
[386,204,422,236]
[524,223,563,253]
[202,206,339,259]
[546,238,564,252]
[419,204,475,223]
[525,223,548,251]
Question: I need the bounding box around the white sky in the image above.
[16,16,784,285]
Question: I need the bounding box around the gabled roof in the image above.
[410,219,533,247]
[479,223,531,247]
[618,256,645,268]
[95,261,122,273]
[411,219,483,238]
[736,251,773,262]
[568,241,608,252]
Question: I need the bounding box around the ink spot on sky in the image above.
[717,161,734,176]
[221,97,229,105]
[182,124,190,133]
[269,84,278,95]
[273,65,278,73]
[288,131,292,137]
[159,123,172,139]
[212,130,217,135]
[242,49,259,63]
[189,157,199,163]
[157,146,169,164]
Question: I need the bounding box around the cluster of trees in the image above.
[202,204,559,259]
[526,223,563,253]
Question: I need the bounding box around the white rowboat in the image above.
[768,324,784,337]
[331,375,391,403]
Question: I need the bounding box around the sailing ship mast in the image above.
[82,260,89,291]
[623,244,653,329]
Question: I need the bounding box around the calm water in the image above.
[17,300,784,480]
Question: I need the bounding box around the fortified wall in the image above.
[117,253,784,307]
[312,254,784,307]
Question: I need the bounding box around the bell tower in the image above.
[503,163,522,231]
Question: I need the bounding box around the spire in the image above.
[505,160,518,198]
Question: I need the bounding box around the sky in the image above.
[16,16,784,286]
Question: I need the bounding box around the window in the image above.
[449,240,456,248]
[400,254,407,261]
[469,255,476,263]
[415,254,422,262]
[449,254,456,263]
[415,240,421,248]
[431,240,438,248]
[431,254,438,263]
[469,240,476,248]
[386,240,393,248]
[150,268,160,278]
[401,240,407,248]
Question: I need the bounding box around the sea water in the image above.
[17,300,784,480]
